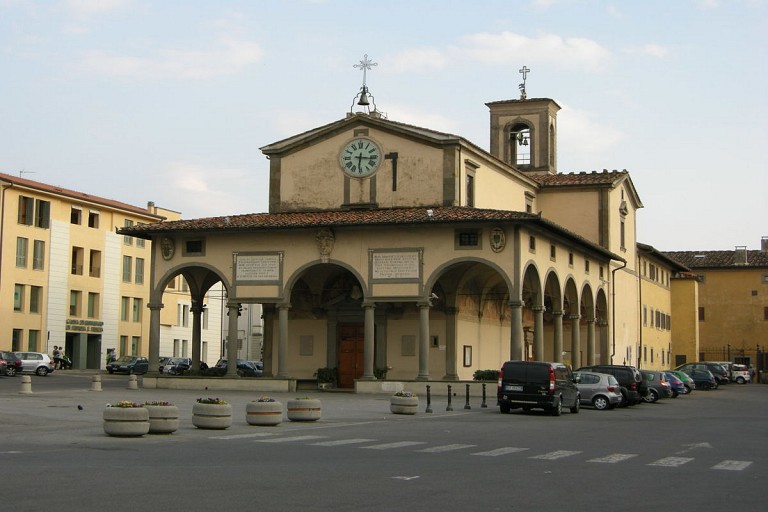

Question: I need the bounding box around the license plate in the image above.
[505,385,523,392]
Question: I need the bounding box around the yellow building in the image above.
[664,241,768,366]
[0,173,222,369]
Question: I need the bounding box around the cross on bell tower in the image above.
[518,65,530,100]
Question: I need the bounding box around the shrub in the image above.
[473,369,500,381]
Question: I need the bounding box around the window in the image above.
[122,256,132,282]
[585,260,590,273]
[182,339,189,358]
[184,239,205,255]
[89,250,101,278]
[529,236,536,251]
[16,237,28,267]
[121,297,130,321]
[30,286,42,313]
[620,218,626,250]
[525,192,534,213]
[87,292,99,318]
[456,230,480,248]
[131,336,140,355]
[202,308,209,329]
[14,284,25,311]
[132,298,142,322]
[135,258,144,285]
[650,308,655,327]
[599,266,604,279]
[655,310,661,329]
[71,207,82,225]
[698,307,705,321]
[466,173,475,207]
[137,237,145,248]
[71,247,84,275]
[88,210,99,228]
[643,306,647,326]
[119,336,128,356]
[69,290,82,317]
[124,219,134,245]
[28,330,40,351]
[18,196,33,225]
[550,244,556,260]
[33,240,45,270]
[568,252,574,266]
[182,304,189,327]
[651,348,654,363]
[12,329,22,351]
[35,199,50,228]
[511,126,531,165]
[173,339,180,357]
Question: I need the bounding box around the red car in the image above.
[0,351,23,377]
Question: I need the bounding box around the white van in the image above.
[730,364,751,384]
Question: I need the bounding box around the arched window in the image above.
[508,123,531,166]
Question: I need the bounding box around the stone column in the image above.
[277,304,290,378]
[325,312,337,370]
[586,317,596,366]
[553,310,563,363]
[361,303,376,380]
[599,321,610,364]
[533,305,545,361]
[570,314,581,369]
[443,307,459,380]
[509,300,524,360]
[147,302,163,372]
[226,302,240,376]
[262,305,275,377]
[190,301,204,371]
[416,302,431,380]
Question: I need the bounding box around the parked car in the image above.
[163,357,192,375]
[0,350,23,377]
[664,372,686,397]
[14,352,55,376]
[641,370,673,402]
[573,371,623,410]
[497,360,580,416]
[730,364,751,384]
[682,368,718,390]
[675,362,729,385]
[576,364,646,406]
[666,370,695,394]
[213,359,262,377]
[106,355,149,375]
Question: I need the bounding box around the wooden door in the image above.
[338,324,364,388]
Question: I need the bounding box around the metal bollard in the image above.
[127,374,139,390]
[90,375,102,391]
[19,375,33,394]
[481,383,488,408]
[446,384,453,411]
[425,385,433,413]
[464,384,471,409]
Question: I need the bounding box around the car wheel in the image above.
[550,398,562,417]
[6,366,17,377]
[36,366,49,376]
[681,385,690,394]
[619,390,630,407]
[592,395,609,410]
[127,367,134,375]
[107,369,114,374]
[570,396,580,414]
[643,389,659,403]
[736,377,746,384]
[500,403,511,414]
[671,390,679,398]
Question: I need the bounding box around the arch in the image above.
[504,118,533,167]
[425,256,514,300]
[283,259,368,304]
[151,262,231,304]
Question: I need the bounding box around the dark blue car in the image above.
[664,372,686,397]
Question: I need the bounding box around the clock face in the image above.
[339,138,382,178]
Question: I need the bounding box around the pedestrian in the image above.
[52,345,62,370]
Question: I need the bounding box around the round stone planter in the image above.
[246,401,283,426]
[145,405,180,434]
[286,399,322,422]
[192,402,233,430]
[103,407,150,437]
[390,395,419,415]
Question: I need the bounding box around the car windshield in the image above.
[115,356,134,363]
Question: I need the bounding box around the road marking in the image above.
[648,457,694,467]
[311,438,376,447]
[209,433,276,440]
[416,444,477,453]
[712,460,752,471]
[392,476,420,480]
[588,454,639,464]
[530,450,582,460]
[472,447,530,457]
[361,441,426,450]
[255,435,326,443]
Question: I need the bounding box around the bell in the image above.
[521,138,529,146]
[357,91,370,106]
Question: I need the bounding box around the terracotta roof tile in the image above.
[533,170,629,187]
[662,250,768,269]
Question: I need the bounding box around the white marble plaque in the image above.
[236,254,280,281]
[372,251,419,280]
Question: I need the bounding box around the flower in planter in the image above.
[393,391,416,398]
[144,401,174,406]
[107,400,144,408]
[197,397,227,405]
[255,396,276,402]
[293,396,313,400]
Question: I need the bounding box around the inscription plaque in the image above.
[372,251,419,280]
[236,253,281,282]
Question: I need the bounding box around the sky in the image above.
[1,0,766,252]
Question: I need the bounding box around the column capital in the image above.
[362,302,376,310]
[508,300,524,308]
[551,310,564,317]
[569,313,581,320]
[147,302,164,311]
[417,301,432,309]
[532,305,546,313]
[276,303,292,311]
[586,317,596,324]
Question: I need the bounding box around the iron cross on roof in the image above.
[519,65,530,100]
[354,54,377,87]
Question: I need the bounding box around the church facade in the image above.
[122,94,646,389]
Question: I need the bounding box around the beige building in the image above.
[121,93,659,389]
[0,173,221,368]
[664,240,768,366]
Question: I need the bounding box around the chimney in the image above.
[762,236,768,253]
[735,245,748,265]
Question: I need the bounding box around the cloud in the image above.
[623,43,669,58]
[67,0,130,16]
[80,36,263,80]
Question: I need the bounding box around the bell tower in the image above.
[487,69,560,176]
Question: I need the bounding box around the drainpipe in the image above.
[0,183,13,292]
[611,259,627,363]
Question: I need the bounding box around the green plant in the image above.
[374,366,390,379]
[144,401,174,406]
[108,400,144,408]
[255,396,276,402]
[314,367,337,384]
[393,391,416,398]
[473,369,500,381]
[197,397,227,405]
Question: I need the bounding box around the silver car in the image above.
[14,352,56,376]
[574,371,623,410]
